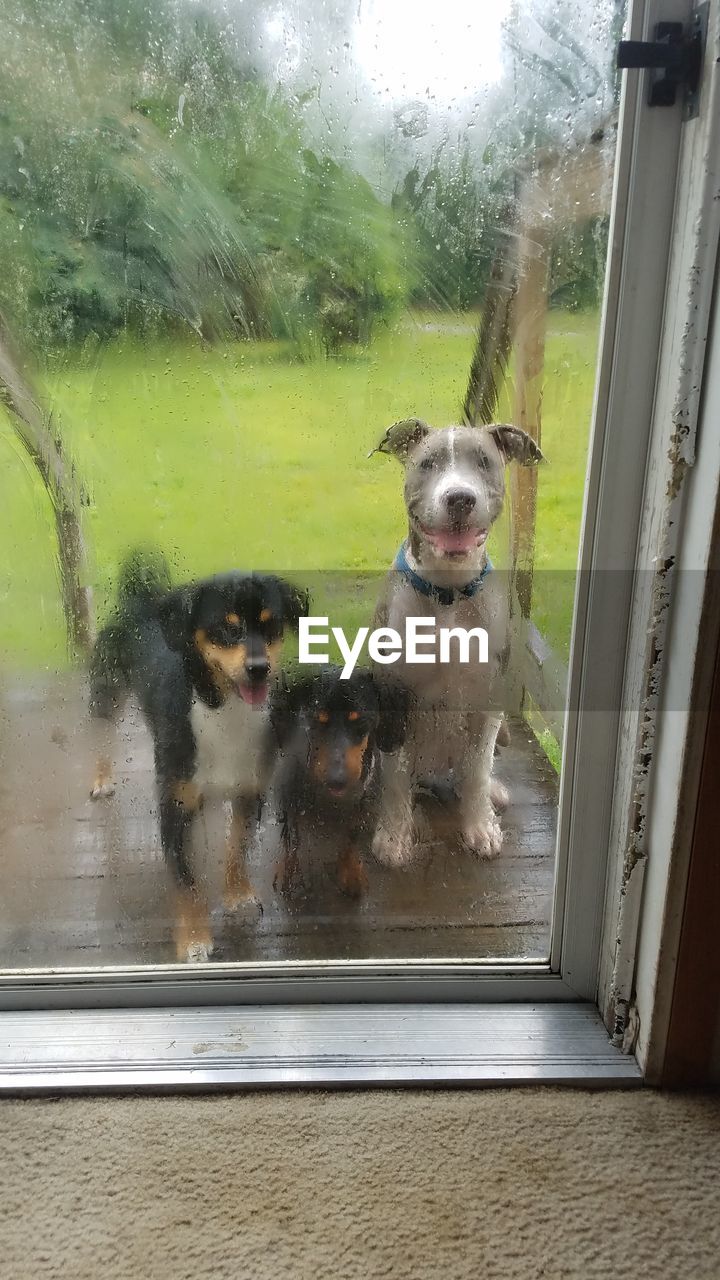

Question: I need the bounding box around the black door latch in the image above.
[617,3,707,116]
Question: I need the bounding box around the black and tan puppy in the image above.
[89,549,307,961]
[270,666,411,901]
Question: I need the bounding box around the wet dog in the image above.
[270,666,411,901]
[89,550,307,961]
[369,419,543,864]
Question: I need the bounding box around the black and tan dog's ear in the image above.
[269,674,313,749]
[368,418,431,462]
[487,424,545,467]
[277,580,309,630]
[268,678,297,750]
[375,677,413,753]
[157,587,196,652]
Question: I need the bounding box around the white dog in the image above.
[369,418,543,864]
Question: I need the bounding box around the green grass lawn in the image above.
[0,310,599,670]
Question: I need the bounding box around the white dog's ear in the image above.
[488,424,545,466]
[368,417,431,461]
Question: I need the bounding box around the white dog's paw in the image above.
[90,779,116,800]
[490,778,510,811]
[223,888,263,918]
[185,940,214,964]
[372,822,416,867]
[461,813,503,858]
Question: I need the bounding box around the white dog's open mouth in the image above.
[420,524,488,556]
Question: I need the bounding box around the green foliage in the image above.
[392,140,507,311]
[0,0,611,359]
[387,0,616,313]
[276,153,408,358]
[212,91,408,357]
[0,0,409,357]
[549,218,610,311]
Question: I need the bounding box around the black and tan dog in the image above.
[89,550,307,961]
[270,666,411,901]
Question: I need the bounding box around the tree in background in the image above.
[0,0,620,359]
[383,0,618,314]
[0,0,409,358]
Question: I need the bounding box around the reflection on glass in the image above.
[0,0,622,968]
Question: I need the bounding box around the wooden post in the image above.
[510,226,550,619]
[463,133,615,735]
[462,218,518,428]
[508,137,612,618]
[0,315,94,660]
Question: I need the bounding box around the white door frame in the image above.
[1,0,718,1088]
[552,0,696,1001]
[599,0,720,1069]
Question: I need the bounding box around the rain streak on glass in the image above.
[0,0,623,969]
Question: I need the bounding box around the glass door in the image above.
[0,0,670,995]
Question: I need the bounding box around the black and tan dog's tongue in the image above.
[237,682,268,706]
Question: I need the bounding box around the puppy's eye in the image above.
[418,456,435,471]
[347,710,359,721]
[476,454,489,471]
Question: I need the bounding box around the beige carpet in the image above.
[0,1089,718,1279]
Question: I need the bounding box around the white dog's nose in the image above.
[444,487,477,517]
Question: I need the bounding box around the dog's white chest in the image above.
[386,589,499,706]
[190,696,266,796]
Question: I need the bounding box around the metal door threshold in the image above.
[0,1003,641,1091]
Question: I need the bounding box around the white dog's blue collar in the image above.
[393,541,492,606]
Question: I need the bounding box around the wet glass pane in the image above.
[0,0,623,968]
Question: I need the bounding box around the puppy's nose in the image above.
[245,656,270,683]
[445,488,477,517]
[325,767,348,793]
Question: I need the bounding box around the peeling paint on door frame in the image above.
[602,1,720,1051]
